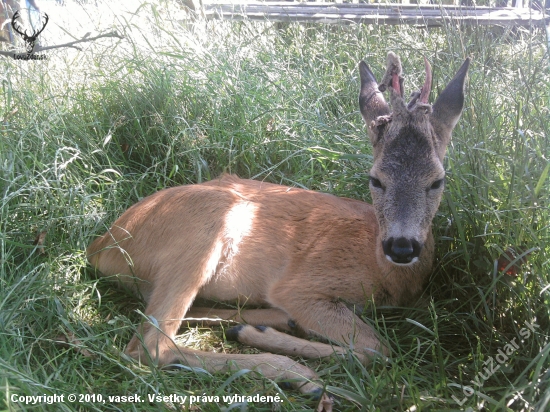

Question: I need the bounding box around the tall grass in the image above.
[1,1,549,411]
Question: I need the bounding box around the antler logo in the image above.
[11,10,49,55]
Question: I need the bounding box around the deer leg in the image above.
[226,324,353,359]
[127,321,329,403]
[266,284,389,361]
[123,281,331,405]
[124,271,203,366]
[220,301,386,362]
[187,300,386,362]
[185,307,297,333]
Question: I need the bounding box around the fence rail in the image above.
[201,1,549,27]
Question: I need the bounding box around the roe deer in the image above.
[87,52,469,412]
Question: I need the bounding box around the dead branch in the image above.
[0,31,124,58]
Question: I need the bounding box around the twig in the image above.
[35,31,123,52]
[0,31,124,58]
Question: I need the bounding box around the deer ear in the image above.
[359,61,390,144]
[431,57,470,150]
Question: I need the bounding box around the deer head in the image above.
[359,53,470,265]
[11,10,49,54]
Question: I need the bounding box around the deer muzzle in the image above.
[382,237,422,265]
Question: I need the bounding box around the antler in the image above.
[11,11,29,40]
[378,52,404,98]
[32,13,49,39]
[419,57,432,104]
[11,11,49,41]
[406,57,433,110]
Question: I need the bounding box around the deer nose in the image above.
[383,237,421,265]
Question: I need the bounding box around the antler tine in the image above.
[11,11,27,38]
[379,52,404,98]
[419,57,432,104]
[33,13,49,38]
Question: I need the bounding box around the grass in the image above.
[1,1,549,411]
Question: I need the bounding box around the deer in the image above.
[87,52,470,412]
[11,9,48,54]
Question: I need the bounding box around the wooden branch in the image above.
[34,31,123,52]
[0,31,124,58]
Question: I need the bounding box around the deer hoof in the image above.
[225,324,245,341]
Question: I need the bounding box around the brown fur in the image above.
[87,53,470,411]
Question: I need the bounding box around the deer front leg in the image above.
[224,306,386,363]
[268,286,389,360]
[225,324,354,359]
[185,307,297,333]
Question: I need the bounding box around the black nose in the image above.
[382,237,422,264]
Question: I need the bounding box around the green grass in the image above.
[1,1,549,411]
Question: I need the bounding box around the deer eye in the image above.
[429,178,445,190]
[369,176,384,190]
